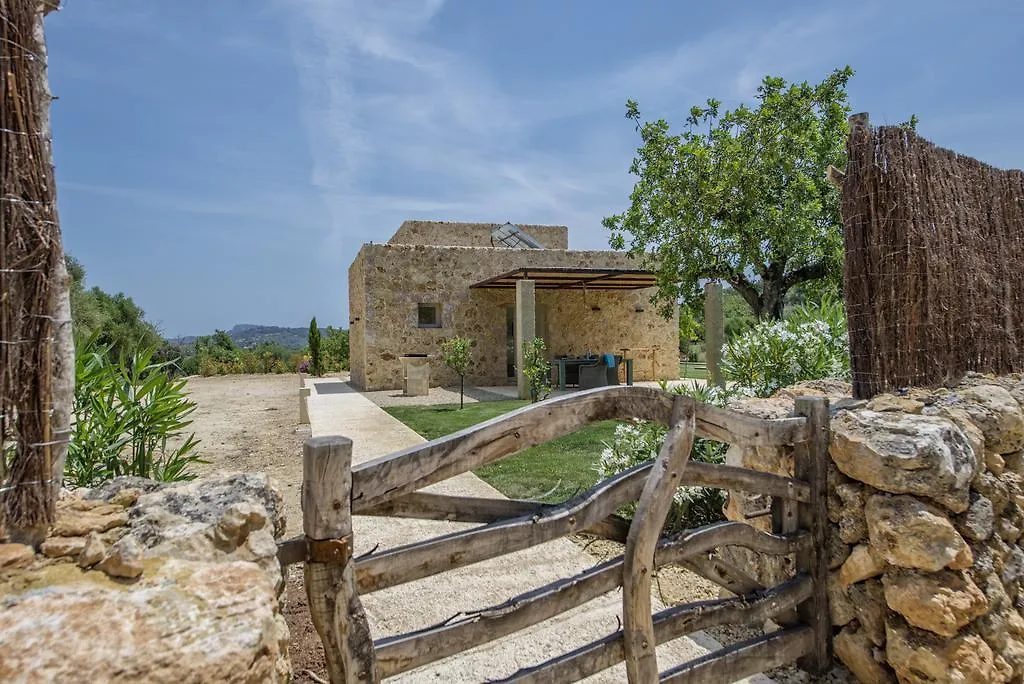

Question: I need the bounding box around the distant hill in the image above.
[170,324,336,350]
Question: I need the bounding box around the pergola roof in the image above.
[470,267,658,290]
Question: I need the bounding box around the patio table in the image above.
[554,356,633,390]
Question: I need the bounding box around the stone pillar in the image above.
[515,279,536,400]
[704,281,725,387]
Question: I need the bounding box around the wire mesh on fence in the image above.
[842,114,1024,398]
[1,0,66,534]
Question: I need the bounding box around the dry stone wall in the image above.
[0,474,290,683]
[724,374,1024,684]
[349,243,679,391]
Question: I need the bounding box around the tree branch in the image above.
[782,261,828,289]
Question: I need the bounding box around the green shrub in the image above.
[322,327,349,372]
[521,338,551,403]
[596,383,736,533]
[721,295,849,398]
[66,339,205,487]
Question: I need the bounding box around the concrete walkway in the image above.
[305,378,770,683]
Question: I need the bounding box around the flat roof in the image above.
[470,267,658,290]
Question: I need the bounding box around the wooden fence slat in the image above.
[793,397,832,673]
[624,395,697,683]
[694,403,810,447]
[350,387,810,512]
[354,462,651,594]
[302,436,378,683]
[659,626,814,684]
[684,461,811,503]
[374,556,624,678]
[498,575,813,684]
[351,386,675,510]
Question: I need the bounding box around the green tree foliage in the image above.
[308,317,322,377]
[605,67,854,320]
[521,338,552,403]
[66,337,204,487]
[67,255,165,361]
[321,327,350,372]
[440,335,473,409]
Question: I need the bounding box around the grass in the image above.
[679,362,708,380]
[384,399,618,504]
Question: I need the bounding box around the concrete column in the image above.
[704,281,725,388]
[515,279,537,400]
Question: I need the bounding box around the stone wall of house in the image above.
[723,375,1024,684]
[348,243,679,391]
[0,474,291,682]
[387,219,570,249]
[349,247,368,389]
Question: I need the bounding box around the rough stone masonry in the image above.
[724,374,1024,684]
[0,474,290,683]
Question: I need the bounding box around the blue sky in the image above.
[48,0,1024,337]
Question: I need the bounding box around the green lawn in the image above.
[679,362,708,380]
[384,400,618,503]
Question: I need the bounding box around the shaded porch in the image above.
[470,267,662,398]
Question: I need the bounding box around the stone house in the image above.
[348,220,679,392]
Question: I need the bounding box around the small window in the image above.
[417,303,441,328]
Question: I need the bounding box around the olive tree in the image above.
[605,67,854,320]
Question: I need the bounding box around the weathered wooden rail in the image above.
[277,385,830,683]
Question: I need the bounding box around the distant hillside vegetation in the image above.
[172,324,327,350]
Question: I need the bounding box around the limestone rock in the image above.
[0,558,290,683]
[40,535,87,559]
[1005,451,1024,476]
[829,571,857,626]
[956,384,1024,453]
[830,410,975,513]
[828,527,852,570]
[886,620,1006,684]
[974,471,1010,513]
[954,492,994,541]
[849,578,888,647]
[835,483,868,544]
[1002,637,1024,680]
[834,626,895,684]
[0,543,34,571]
[52,501,128,537]
[925,405,986,470]
[867,394,925,415]
[865,495,970,571]
[987,451,1007,475]
[120,474,285,592]
[840,543,887,587]
[97,536,144,579]
[997,516,1022,543]
[109,487,142,507]
[1001,545,1024,589]
[882,569,988,637]
[77,532,106,568]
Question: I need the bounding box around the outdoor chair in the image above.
[578,361,608,390]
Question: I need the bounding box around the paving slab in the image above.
[305,378,772,682]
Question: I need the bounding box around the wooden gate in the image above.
[277,386,830,683]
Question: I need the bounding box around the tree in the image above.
[321,327,350,372]
[440,336,473,409]
[66,255,165,361]
[308,317,322,376]
[521,338,552,403]
[605,67,854,320]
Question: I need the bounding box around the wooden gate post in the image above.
[303,436,378,683]
[623,395,696,683]
[793,397,831,673]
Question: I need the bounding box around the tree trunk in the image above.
[460,375,464,410]
[760,277,786,321]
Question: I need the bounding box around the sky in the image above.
[46,0,1024,337]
